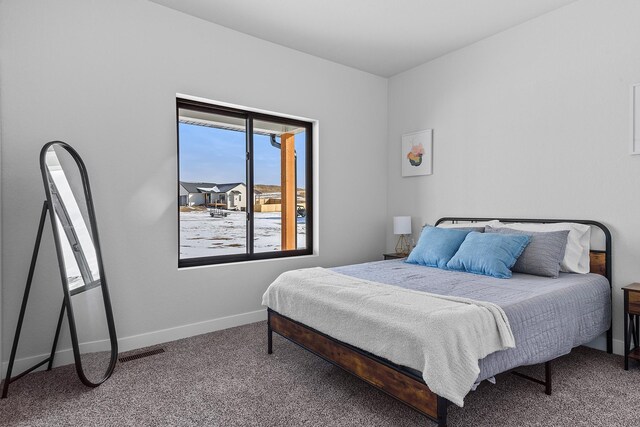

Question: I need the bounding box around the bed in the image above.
[264,218,612,426]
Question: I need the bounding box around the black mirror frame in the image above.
[39,141,118,387]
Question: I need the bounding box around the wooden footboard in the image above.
[267,309,449,426]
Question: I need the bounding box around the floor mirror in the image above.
[2,141,118,397]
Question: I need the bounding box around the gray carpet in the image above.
[0,321,637,426]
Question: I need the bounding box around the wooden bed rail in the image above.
[268,309,449,426]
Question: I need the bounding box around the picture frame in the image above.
[402,129,433,177]
[632,83,640,155]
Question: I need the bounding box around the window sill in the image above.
[178,252,319,271]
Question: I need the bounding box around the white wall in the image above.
[0,0,388,373]
[387,0,640,353]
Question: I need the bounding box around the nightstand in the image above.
[383,253,407,260]
[623,283,640,370]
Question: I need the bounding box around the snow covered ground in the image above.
[180,210,306,258]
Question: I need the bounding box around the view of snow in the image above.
[180,210,306,258]
[178,119,309,260]
[45,147,99,291]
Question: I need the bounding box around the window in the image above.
[177,98,313,267]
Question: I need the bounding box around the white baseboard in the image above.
[2,308,267,380]
[3,315,622,382]
[613,338,624,356]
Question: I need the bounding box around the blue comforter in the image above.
[332,259,611,381]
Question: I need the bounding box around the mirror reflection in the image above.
[45,146,99,292]
[43,143,116,386]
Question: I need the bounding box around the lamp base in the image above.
[395,235,412,256]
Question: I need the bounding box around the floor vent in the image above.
[119,348,165,363]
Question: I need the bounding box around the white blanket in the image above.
[262,267,515,407]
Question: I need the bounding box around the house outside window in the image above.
[177,98,313,267]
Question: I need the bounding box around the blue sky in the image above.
[179,123,306,187]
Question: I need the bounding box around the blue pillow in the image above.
[406,226,472,269]
[446,232,531,279]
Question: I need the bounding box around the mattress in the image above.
[331,259,611,381]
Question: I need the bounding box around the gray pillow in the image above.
[449,226,485,233]
[484,226,569,278]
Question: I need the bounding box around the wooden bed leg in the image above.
[545,361,552,395]
[267,311,273,355]
[437,397,448,427]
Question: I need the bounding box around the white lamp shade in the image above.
[393,216,412,235]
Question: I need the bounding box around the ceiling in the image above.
[150,0,578,77]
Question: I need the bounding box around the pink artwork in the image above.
[402,130,432,177]
[406,142,424,166]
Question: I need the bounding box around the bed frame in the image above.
[267,218,612,426]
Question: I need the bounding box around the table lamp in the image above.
[393,216,412,255]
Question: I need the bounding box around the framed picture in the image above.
[632,84,640,155]
[402,129,433,177]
